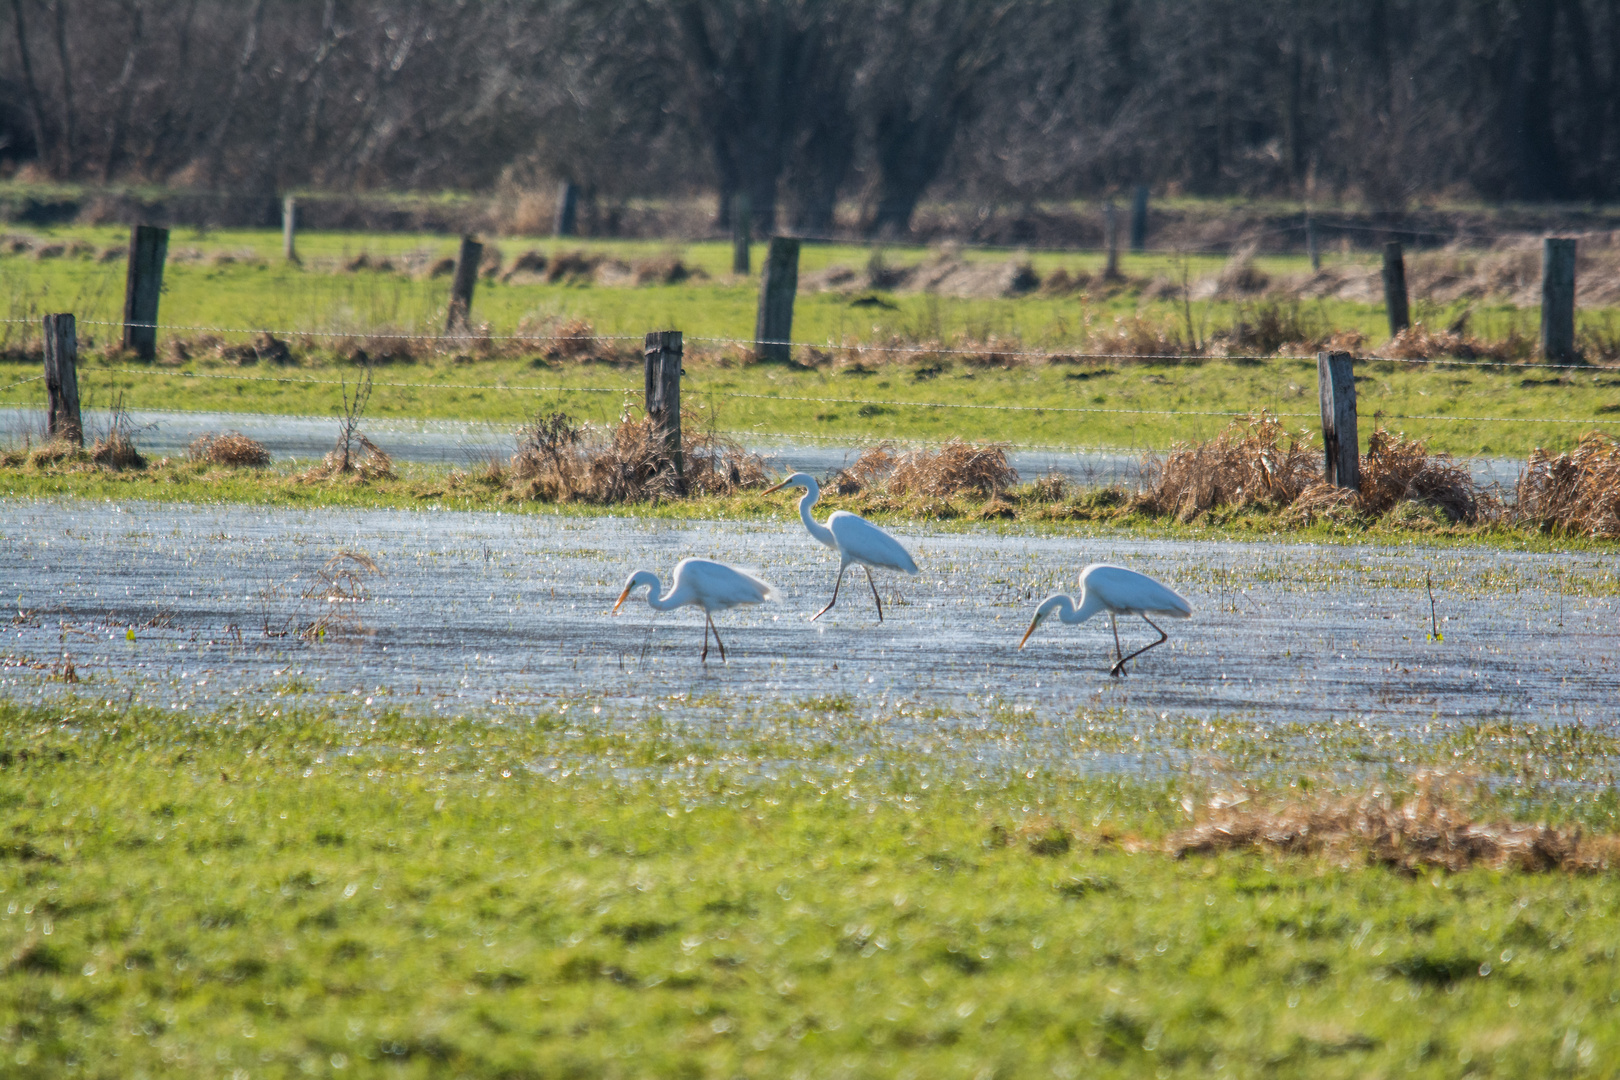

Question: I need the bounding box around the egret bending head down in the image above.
[762,471,920,622]
[612,557,776,662]
[1019,563,1192,676]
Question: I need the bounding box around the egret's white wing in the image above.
[673,557,778,609]
[827,512,919,574]
[1081,563,1192,617]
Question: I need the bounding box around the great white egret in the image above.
[1019,563,1192,676]
[763,471,919,621]
[612,557,777,662]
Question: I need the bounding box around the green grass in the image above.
[5,349,1620,458]
[2,697,1619,1079]
[4,224,1620,457]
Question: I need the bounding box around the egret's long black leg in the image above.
[1109,614,1125,677]
[863,566,884,622]
[700,618,710,663]
[812,564,850,621]
[1114,615,1171,673]
[708,614,728,662]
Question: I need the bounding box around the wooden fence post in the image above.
[1103,201,1120,279]
[445,235,483,333]
[282,195,298,263]
[644,330,685,493]
[122,224,168,361]
[1129,184,1149,252]
[1306,212,1320,272]
[1382,241,1410,339]
[731,193,752,276]
[554,181,578,237]
[43,313,81,446]
[1318,350,1358,491]
[755,237,800,364]
[1541,237,1578,364]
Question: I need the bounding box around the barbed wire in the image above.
[99,367,637,394]
[0,375,43,393]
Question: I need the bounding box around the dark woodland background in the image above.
[2,1,1617,236]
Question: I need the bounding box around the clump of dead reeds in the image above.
[1139,414,1320,521]
[507,409,765,504]
[835,440,1018,499]
[187,431,271,467]
[1379,322,1534,364]
[300,434,394,482]
[1287,429,1489,526]
[1169,781,1616,874]
[89,399,146,471]
[1514,431,1620,538]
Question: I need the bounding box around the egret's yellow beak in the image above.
[1018,615,1041,649]
[612,585,633,614]
[762,478,789,495]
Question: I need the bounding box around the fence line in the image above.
[7,315,1617,373]
[102,367,637,394]
[21,362,1617,429]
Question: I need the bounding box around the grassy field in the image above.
[4,346,1620,458]
[2,697,1618,1079]
[0,225,1567,349]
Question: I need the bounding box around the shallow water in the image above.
[0,406,1529,488]
[4,499,1614,767]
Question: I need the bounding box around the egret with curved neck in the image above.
[612,557,776,662]
[1019,563,1192,676]
[763,471,919,622]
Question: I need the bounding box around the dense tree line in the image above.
[2,0,1616,234]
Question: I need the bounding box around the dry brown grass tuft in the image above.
[1379,322,1533,364]
[1356,429,1486,522]
[632,253,705,286]
[1091,316,1191,357]
[1169,782,1617,874]
[218,332,294,366]
[1515,431,1620,538]
[1287,430,1489,526]
[301,434,394,482]
[187,431,271,468]
[1140,414,1320,521]
[839,440,1018,499]
[507,409,765,504]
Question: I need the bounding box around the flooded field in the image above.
[3,498,1616,775]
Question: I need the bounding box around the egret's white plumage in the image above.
[1019,563,1192,676]
[763,471,919,621]
[612,557,776,662]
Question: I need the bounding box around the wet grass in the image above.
[2,697,1619,1078]
[4,457,1620,556]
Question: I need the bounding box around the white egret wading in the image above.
[1019,563,1192,676]
[763,471,919,621]
[612,558,776,662]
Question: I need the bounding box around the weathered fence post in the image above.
[1382,241,1410,339]
[1318,350,1358,491]
[731,193,752,276]
[1306,212,1320,272]
[1103,201,1120,280]
[755,237,800,364]
[644,330,685,493]
[1541,237,1578,364]
[1129,184,1149,252]
[445,235,483,333]
[43,313,81,446]
[554,181,578,237]
[122,224,168,361]
[282,195,298,263]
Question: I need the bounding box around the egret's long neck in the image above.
[640,574,680,611]
[1072,587,1107,623]
[797,481,836,548]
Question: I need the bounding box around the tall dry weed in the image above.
[837,440,1018,499]
[1515,431,1620,538]
[1140,414,1319,521]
